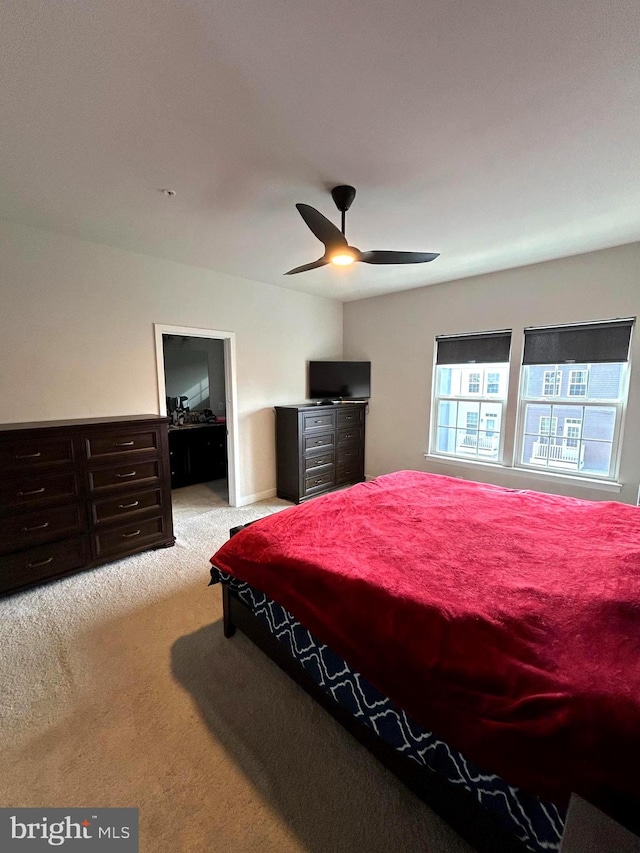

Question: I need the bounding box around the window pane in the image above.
[456,402,480,429]
[436,427,457,454]
[524,363,625,401]
[580,438,613,477]
[438,400,458,427]
[522,403,553,436]
[588,362,625,399]
[438,366,455,397]
[582,407,616,442]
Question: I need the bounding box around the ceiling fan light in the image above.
[331,252,356,266]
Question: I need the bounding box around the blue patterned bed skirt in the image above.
[212,568,566,853]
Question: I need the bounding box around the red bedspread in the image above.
[211,471,640,809]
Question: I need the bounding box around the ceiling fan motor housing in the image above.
[284,185,439,274]
[331,185,356,212]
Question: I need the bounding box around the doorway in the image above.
[154,324,239,507]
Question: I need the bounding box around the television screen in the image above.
[308,361,371,401]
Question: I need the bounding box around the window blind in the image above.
[522,319,634,365]
[435,330,512,365]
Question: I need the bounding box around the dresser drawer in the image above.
[337,407,364,428]
[92,515,167,560]
[90,488,163,525]
[304,451,334,473]
[0,436,74,471]
[0,472,79,511]
[303,469,335,498]
[302,411,335,432]
[337,443,363,466]
[85,429,160,461]
[88,459,161,493]
[303,432,335,453]
[0,504,85,554]
[0,536,89,594]
[337,427,363,447]
[336,463,364,486]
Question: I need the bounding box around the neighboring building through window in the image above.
[517,319,633,480]
[431,330,511,464]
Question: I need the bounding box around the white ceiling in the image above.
[1,0,639,302]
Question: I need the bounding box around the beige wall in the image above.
[344,243,640,504]
[0,220,343,504]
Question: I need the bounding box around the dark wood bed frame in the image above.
[220,524,531,853]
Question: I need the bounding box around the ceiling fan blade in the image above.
[296,203,348,251]
[284,257,329,275]
[359,250,440,265]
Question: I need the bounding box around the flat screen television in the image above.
[308,361,371,402]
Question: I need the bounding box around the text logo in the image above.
[1,809,138,851]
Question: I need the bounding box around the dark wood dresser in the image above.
[168,424,227,489]
[275,403,366,503]
[0,415,175,596]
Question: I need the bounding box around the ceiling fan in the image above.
[285,185,439,275]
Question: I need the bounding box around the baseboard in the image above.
[235,487,278,507]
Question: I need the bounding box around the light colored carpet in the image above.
[0,499,474,853]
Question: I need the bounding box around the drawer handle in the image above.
[314,419,323,424]
[118,500,140,509]
[18,487,46,496]
[22,522,50,532]
[122,529,141,538]
[314,440,323,445]
[313,478,323,485]
[27,556,53,568]
[15,451,42,459]
[115,440,135,447]
[116,471,137,478]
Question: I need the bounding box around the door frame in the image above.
[154,323,239,507]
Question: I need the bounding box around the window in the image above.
[517,319,633,480]
[431,330,511,463]
[486,372,500,394]
[542,370,561,396]
[568,369,588,397]
[468,373,481,394]
[539,416,558,441]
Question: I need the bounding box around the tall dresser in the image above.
[0,415,175,597]
[275,403,366,503]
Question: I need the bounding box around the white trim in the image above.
[154,323,240,508]
[235,487,278,506]
[424,453,623,492]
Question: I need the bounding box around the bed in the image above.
[209,470,640,853]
